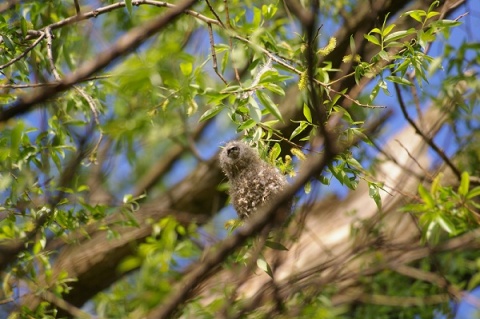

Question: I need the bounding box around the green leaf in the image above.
[369,183,382,210]
[404,10,426,23]
[199,105,223,122]
[348,35,357,62]
[125,0,133,15]
[430,173,443,195]
[269,143,281,162]
[418,184,434,208]
[237,118,256,131]
[364,34,380,46]
[458,171,470,197]
[2,34,15,52]
[257,256,273,278]
[303,103,312,123]
[432,20,462,28]
[304,180,311,194]
[118,256,142,273]
[180,62,193,76]
[11,122,24,159]
[259,71,291,84]
[263,83,285,96]
[290,121,309,140]
[386,75,413,86]
[426,11,440,20]
[262,4,277,20]
[378,50,389,61]
[382,24,396,37]
[437,215,455,234]
[248,96,262,123]
[384,29,416,42]
[466,186,480,200]
[20,17,28,37]
[2,272,12,297]
[123,194,133,203]
[265,240,289,251]
[221,49,229,74]
[256,90,283,122]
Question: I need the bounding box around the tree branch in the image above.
[393,81,462,180]
[145,112,389,318]
[0,0,197,122]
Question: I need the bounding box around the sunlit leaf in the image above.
[458,171,470,197]
[265,240,288,251]
[257,90,283,122]
[257,256,273,278]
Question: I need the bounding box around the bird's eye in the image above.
[227,146,239,156]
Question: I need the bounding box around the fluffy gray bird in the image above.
[219,141,289,220]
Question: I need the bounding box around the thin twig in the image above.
[369,137,426,182]
[45,27,62,81]
[393,264,462,300]
[40,289,91,319]
[144,113,389,319]
[74,86,104,162]
[358,293,449,307]
[25,0,219,39]
[393,81,461,180]
[205,0,225,28]
[73,0,81,15]
[207,23,228,84]
[46,26,104,162]
[223,0,240,82]
[0,75,112,89]
[0,32,46,70]
[229,36,241,83]
[0,0,197,123]
[291,0,331,155]
[232,34,385,109]
[410,83,424,127]
[395,139,434,181]
[223,0,232,28]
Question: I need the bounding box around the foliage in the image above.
[0,0,479,318]
[405,172,480,244]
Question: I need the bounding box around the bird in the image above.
[219,141,289,220]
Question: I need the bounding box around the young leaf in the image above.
[257,256,273,278]
[199,105,223,122]
[382,24,396,37]
[238,118,256,131]
[437,215,455,234]
[458,171,470,197]
[430,173,443,195]
[265,240,289,251]
[418,184,434,208]
[125,0,133,15]
[466,187,480,200]
[290,121,309,140]
[257,90,283,122]
[263,83,285,96]
[386,75,413,86]
[384,29,416,42]
[303,103,312,123]
[269,143,281,162]
[369,183,382,210]
[364,34,380,46]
